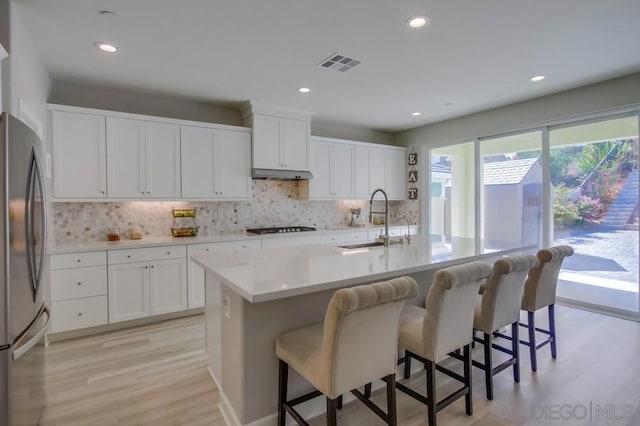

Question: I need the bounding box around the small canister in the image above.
[129,225,143,240]
[107,227,121,241]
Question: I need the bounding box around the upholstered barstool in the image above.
[276,277,418,426]
[472,254,539,400]
[520,245,574,371]
[397,261,492,426]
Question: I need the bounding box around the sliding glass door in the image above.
[425,112,640,317]
[480,131,542,251]
[550,116,639,313]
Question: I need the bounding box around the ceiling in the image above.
[15,0,640,132]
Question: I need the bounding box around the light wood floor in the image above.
[41,306,640,425]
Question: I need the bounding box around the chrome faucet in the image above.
[399,216,411,245]
[369,188,390,246]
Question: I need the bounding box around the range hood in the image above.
[252,168,313,180]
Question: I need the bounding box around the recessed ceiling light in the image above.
[406,16,430,29]
[95,42,117,53]
[299,87,310,93]
[411,112,421,116]
[530,75,545,82]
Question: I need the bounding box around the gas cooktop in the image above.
[246,226,317,234]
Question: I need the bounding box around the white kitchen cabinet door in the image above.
[52,111,107,198]
[146,121,181,198]
[252,114,281,170]
[252,114,310,171]
[281,118,309,171]
[107,118,180,198]
[330,142,354,198]
[181,125,216,198]
[181,126,251,199]
[369,147,386,193]
[149,258,187,315]
[386,148,407,200]
[307,140,331,198]
[214,130,251,199]
[108,261,150,323]
[107,117,146,198]
[354,145,370,198]
[306,139,353,199]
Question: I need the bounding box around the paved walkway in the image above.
[554,227,638,292]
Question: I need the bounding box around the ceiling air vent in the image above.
[318,53,361,72]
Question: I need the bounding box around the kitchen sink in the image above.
[338,239,405,250]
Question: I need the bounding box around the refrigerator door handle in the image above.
[24,146,48,301]
[12,305,50,361]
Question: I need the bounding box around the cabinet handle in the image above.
[141,191,145,194]
[151,265,155,268]
[77,282,82,286]
[101,191,105,194]
[77,312,83,316]
[205,248,210,251]
[145,266,148,269]
[127,255,131,258]
[166,251,170,255]
[147,191,151,195]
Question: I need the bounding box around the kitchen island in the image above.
[191,236,535,426]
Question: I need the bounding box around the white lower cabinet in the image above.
[50,251,108,332]
[187,240,260,308]
[108,246,187,323]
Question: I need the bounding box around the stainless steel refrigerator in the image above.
[1,112,50,426]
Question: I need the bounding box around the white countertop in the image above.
[47,224,415,254]
[191,237,535,303]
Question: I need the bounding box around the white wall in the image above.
[50,80,244,126]
[397,72,640,148]
[311,119,396,145]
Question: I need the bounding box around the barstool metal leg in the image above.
[528,311,537,372]
[483,333,493,400]
[327,397,338,426]
[278,359,288,426]
[403,350,412,379]
[385,374,398,426]
[425,359,437,426]
[512,322,520,383]
[464,344,473,416]
[549,304,557,359]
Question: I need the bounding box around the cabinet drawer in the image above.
[108,245,186,264]
[50,251,107,270]
[321,231,368,245]
[51,296,108,333]
[188,239,261,255]
[261,234,323,248]
[51,266,107,301]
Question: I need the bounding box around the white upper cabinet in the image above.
[385,148,407,200]
[107,117,181,198]
[305,138,354,199]
[354,144,407,200]
[252,114,310,171]
[243,103,311,172]
[281,118,310,171]
[52,111,107,198]
[354,146,371,198]
[181,125,251,199]
[368,147,387,195]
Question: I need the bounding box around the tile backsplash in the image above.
[51,180,419,243]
